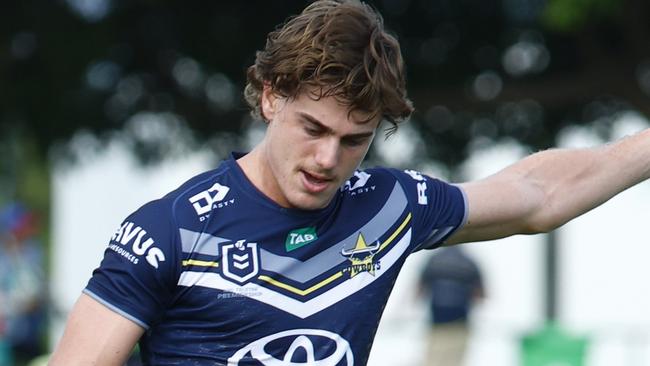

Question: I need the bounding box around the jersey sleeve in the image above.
[389,169,468,251]
[83,198,181,329]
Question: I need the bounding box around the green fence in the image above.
[521,324,589,366]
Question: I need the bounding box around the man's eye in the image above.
[343,138,366,147]
[304,127,321,136]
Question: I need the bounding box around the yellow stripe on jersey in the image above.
[379,213,411,252]
[259,271,343,296]
[258,212,412,297]
[182,259,219,267]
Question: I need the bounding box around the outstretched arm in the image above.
[49,293,144,366]
[447,128,650,245]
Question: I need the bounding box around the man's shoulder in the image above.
[340,166,397,196]
[358,166,438,181]
[125,160,235,227]
[346,166,436,194]
[166,161,232,200]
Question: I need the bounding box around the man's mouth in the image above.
[301,170,333,193]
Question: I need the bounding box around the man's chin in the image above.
[289,192,333,211]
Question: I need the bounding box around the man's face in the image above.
[258,87,379,210]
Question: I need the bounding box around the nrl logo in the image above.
[341,233,380,277]
[221,240,259,284]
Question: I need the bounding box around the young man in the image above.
[49,1,650,365]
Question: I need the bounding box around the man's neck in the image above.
[235,145,286,207]
[236,147,264,189]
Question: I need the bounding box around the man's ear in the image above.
[261,85,278,122]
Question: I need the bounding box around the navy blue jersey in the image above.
[85,153,468,365]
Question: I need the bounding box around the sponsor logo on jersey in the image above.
[341,233,380,277]
[111,221,166,268]
[285,227,318,252]
[228,328,354,366]
[221,240,259,284]
[342,171,375,196]
[178,182,415,318]
[188,182,234,220]
[404,169,428,205]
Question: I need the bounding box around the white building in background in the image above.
[51,113,649,365]
[50,134,216,343]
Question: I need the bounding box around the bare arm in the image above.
[49,293,145,366]
[447,128,650,244]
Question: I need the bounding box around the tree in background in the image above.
[2,0,649,167]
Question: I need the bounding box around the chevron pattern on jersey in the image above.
[177,182,418,318]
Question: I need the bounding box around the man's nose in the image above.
[314,138,340,170]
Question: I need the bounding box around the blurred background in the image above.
[1,0,650,365]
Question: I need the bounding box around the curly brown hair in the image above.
[244,0,414,134]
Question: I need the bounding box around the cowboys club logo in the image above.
[341,232,380,277]
[222,240,259,284]
[228,328,354,366]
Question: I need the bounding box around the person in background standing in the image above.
[418,246,484,366]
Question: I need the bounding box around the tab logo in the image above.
[285,227,318,252]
